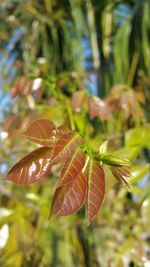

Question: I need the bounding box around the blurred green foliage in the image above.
[0,0,150,267]
[0,0,150,95]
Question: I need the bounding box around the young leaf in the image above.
[86,160,105,223]
[50,185,68,216]
[99,140,108,154]
[51,172,86,216]
[125,126,150,149]
[111,166,132,189]
[99,154,131,166]
[5,147,53,184]
[51,131,84,165]
[89,97,110,121]
[22,119,56,147]
[57,148,86,187]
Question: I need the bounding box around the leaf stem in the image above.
[67,105,75,131]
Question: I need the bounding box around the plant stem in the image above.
[67,105,75,131]
[127,52,139,87]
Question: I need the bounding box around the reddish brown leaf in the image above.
[56,124,69,137]
[50,185,68,216]
[119,91,143,119]
[105,85,144,119]
[51,172,86,216]
[104,85,123,112]
[23,119,56,147]
[5,147,53,184]
[2,115,22,138]
[86,160,105,223]
[51,131,84,165]
[57,148,86,187]
[89,97,110,121]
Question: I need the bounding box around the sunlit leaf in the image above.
[130,164,150,183]
[125,126,150,148]
[22,119,56,147]
[111,147,140,162]
[86,160,105,223]
[0,208,13,219]
[5,147,53,184]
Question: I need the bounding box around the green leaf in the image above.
[103,165,116,192]
[99,154,131,166]
[111,147,140,162]
[125,125,150,148]
[130,164,150,183]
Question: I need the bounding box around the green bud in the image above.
[98,154,131,166]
